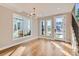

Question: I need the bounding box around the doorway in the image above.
[54,16,66,40]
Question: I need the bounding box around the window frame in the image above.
[13,13,32,40]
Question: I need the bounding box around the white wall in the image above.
[0,5,39,50]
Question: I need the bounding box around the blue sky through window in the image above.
[75,3,79,15]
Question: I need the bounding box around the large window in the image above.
[13,14,31,39]
[54,16,65,39]
[41,20,45,35]
[46,19,52,36]
[40,18,52,37]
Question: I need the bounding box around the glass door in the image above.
[40,19,46,36]
[54,16,65,40]
[46,19,52,37]
[40,19,52,37]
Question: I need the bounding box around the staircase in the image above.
[72,14,79,55]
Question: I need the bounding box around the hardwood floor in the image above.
[0,39,76,56]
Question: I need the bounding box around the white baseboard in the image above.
[0,37,38,51]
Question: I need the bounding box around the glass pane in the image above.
[75,3,79,21]
[23,18,31,36]
[13,15,31,39]
[27,20,31,35]
[46,20,52,36]
[41,20,45,35]
[55,16,64,39]
[13,18,23,38]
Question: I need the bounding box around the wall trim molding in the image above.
[0,37,38,51]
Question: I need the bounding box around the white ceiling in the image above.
[0,3,74,17]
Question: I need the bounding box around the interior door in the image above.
[54,16,65,40]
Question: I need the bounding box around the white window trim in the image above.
[12,13,32,40]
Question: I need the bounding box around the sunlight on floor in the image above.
[51,41,72,56]
[61,42,72,49]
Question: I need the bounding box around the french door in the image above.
[54,16,66,40]
[40,19,52,37]
[40,16,66,40]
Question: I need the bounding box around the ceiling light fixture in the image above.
[21,7,38,18]
[31,8,36,16]
[28,7,39,18]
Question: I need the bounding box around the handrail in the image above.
[72,14,79,45]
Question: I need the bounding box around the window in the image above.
[40,18,52,37]
[46,19,52,36]
[13,14,31,39]
[41,20,45,35]
[54,16,65,39]
[23,17,31,36]
[75,3,79,21]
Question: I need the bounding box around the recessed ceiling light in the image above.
[57,8,61,10]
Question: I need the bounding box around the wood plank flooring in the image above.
[0,39,76,56]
